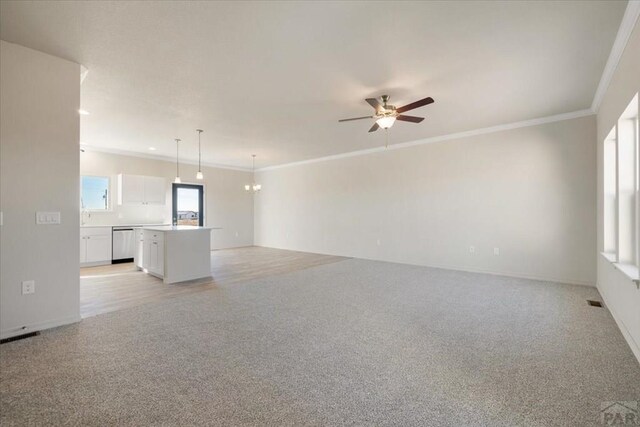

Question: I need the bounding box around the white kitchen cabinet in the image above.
[134,229,144,269]
[142,229,164,276]
[137,226,211,284]
[148,239,164,276]
[118,174,145,204]
[117,174,166,206]
[80,227,112,266]
[143,176,166,204]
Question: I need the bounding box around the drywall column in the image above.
[0,40,81,338]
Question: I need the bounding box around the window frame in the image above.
[601,93,639,284]
[80,175,112,212]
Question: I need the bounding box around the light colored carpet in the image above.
[1,259,639,426]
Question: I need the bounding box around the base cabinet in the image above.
[134,229,144,269]
[137,227,211,284]
[142,230,165,277]
[80,227,112,266]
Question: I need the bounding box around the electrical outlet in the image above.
[376,238,381,246]
[469,246,475,254]
[235,231,239,237]
[22,280,35,295]
[494,247,500,256]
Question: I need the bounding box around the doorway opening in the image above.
[172,183,204,226]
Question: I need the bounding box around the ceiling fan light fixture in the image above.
[376,116,396,129]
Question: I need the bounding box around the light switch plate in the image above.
[36,211,61,225]
[22,280,35,295]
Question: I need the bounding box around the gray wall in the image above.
[0,41,80,339]
[596,19,640,362]
[80,150,254,249]
[255,115,597,286]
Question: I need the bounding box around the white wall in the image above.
[255,115,597,286]
[596,18,640,363]
[0,41,80,339]
[80,151,254,249]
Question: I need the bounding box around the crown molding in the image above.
[257,109,594,172]
[591,0,640,113]
[80,144,252,172]
[83,4,635,173]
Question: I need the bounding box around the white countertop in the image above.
[81,223,170,228]
[139,225,221,232]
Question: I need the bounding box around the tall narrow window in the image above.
[617,94,638,266]
[604,128,617,256]
[172,183,204,226]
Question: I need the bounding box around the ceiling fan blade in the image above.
[368,122,380,133]
[339,115,374,122]
[396,115,424,123]
[396,97,434,114]
[365,98,384,113]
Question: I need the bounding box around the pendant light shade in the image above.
[174,138,181,183]
[196,129,204,180]
[245,154,261,192]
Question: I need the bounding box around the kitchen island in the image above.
[135,225,217,284]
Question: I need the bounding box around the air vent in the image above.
[0,331,40,344]
[587,300,603,307]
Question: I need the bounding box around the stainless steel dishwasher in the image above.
[112,227,135,263]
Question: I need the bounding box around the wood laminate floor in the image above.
[80,246,347,318]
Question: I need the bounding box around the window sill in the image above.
[614,263,640,285]
[81,210,114,214]
[602,252,640,285]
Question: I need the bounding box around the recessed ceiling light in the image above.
[78,109,90,115]
[148,147,157,151]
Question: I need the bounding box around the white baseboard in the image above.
[598,282,640,365]
[1,314,81,340]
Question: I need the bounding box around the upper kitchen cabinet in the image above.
[143,176,166,204]
[117,174,166,205]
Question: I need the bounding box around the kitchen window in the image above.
[81,175,110,211]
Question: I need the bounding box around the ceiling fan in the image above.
[339,95,434,132]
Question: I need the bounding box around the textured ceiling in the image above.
[0,1,627,168]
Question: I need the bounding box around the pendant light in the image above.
[196,129,204,180]
[244,154,261,192]
[174,138,181,183]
